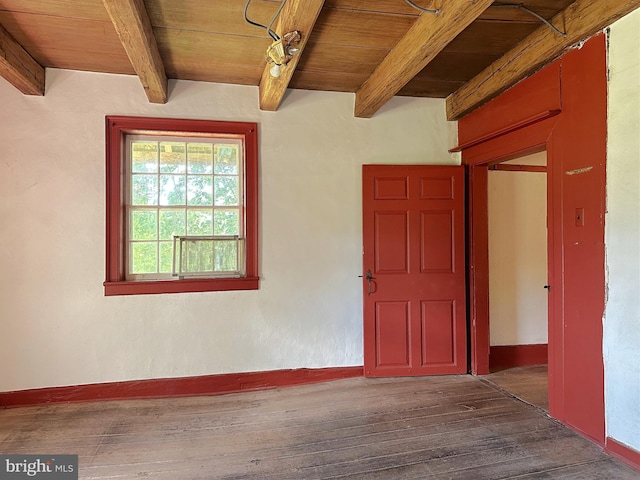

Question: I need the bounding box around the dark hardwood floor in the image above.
[1,374,637,479]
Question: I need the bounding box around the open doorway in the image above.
[462,36,606,442]
[482,151,549,411]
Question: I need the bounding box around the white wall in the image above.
[0,70,457,391]
[488,152,548,346]
[605,10,640,452]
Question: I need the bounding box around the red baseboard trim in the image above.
[0,366,364,408]
[606,437,640,471]
[490,344,548,369]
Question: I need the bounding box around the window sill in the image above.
[104,277,259,296]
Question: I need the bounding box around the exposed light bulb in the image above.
[269,63,281,78]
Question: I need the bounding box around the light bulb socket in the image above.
[269,64,281,78]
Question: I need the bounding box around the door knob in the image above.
[359,269,374,295]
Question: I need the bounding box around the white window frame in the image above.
[124,134,245,282]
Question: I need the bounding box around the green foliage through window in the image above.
[127,137,243,278]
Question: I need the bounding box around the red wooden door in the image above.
[362,165,466,377]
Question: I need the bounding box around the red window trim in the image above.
[104,116,259,296]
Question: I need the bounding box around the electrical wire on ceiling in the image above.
[491,3,567,37]
[404,0,440,14]
[244,0,565,40]
[244,0,288,41]
[243,0,300,78]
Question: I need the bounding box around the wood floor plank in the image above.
[1,374,636,480]
[512,458,640,479]
[84,402,529,471]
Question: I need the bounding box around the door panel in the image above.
[421,211,454,272]
[421,300,456,365]
[375,212,408,273]
[363,165,466,377]
[375,302,410,367]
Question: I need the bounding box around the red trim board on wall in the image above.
[0,367,363,408]
[605,437,640,472]
[490,344,548,370]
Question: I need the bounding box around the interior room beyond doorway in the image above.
[484,151,549,412]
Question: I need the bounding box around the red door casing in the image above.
[363,165,466,377]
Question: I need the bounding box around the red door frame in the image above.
[458,35,607,444]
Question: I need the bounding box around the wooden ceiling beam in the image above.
[353,0,494,118]
[0,23,44,96]
[103,0,167,104]
[446,0,640,120]
[259,0,325,111]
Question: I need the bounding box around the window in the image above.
[105,117,258,296]
[126,136,245,280]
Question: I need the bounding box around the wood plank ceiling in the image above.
[0,0,638,119]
